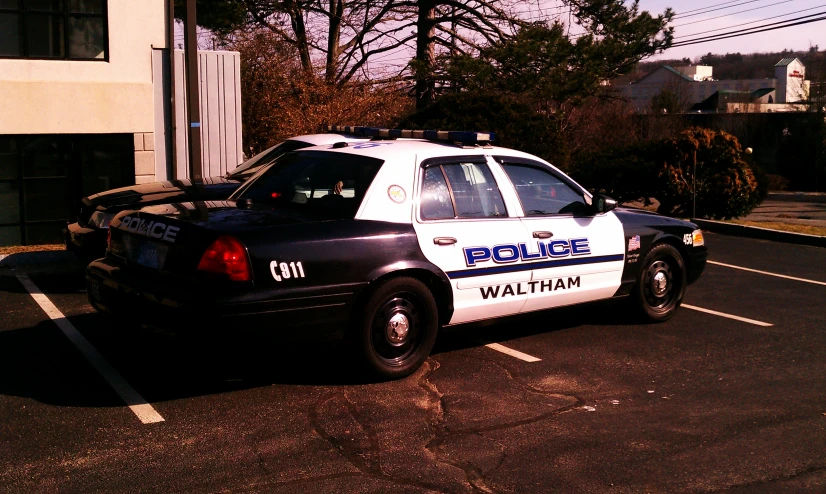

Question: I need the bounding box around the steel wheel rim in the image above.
[370,293,425,366]
[643,259,675,310]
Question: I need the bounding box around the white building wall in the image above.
[0,1,166,135]
[775,59,806,103]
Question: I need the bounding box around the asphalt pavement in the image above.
[1,232,825,493]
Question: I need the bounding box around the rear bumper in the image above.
[86,258,358,342]
[65,222,107,261]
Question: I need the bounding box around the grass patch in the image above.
[728,220,826,237]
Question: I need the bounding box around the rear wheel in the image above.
[354,277,438,379]
[633,243,686,322]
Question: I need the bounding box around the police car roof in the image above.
[289,133,368,145]
[295,138,550,164]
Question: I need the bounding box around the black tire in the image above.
[353,277,439,379]
[632,243,687,322]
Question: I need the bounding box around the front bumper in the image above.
[686,247,708,285]
[86,258,354,342]
[65,222,107,261]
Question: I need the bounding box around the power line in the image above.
[672,0,753,17]
[673,0,796,28]
[675,9,826,42]
[675,4,825,39]
[672,0,770,20]
[671,14,826,47]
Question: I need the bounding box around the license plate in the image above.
[135,242,168,269]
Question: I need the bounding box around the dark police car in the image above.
[87,128,707,379]
[65,133,366,260]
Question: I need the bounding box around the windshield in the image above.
[228,140,313,179]
[230,151,384,220]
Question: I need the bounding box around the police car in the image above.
[86,127,708,379]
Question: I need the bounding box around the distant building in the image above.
[617,58,811,113]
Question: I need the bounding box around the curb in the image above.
[766,192,826,203]
[0,250,80,267]
[691,218,826,248]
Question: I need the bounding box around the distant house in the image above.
[0,0,242,246]
[616,58,810,113]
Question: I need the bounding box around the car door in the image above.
[492,156,625,313]
[412,156,533,325]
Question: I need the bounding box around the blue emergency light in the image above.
[327,125,495,146]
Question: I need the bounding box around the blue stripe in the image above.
[446,254,625,279]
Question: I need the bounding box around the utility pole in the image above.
[184,0,203,181]
[692,149,697,219]
[166,0,177,179]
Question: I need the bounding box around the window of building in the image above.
[0,134,133,246]
[419,161,507,220]
[0,0,107,60]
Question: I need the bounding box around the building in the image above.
[618,58,811,113]
[0,1,241,246]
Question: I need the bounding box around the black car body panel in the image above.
[612,207,708,297]
[86,202,451,341]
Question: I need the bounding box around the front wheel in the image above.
[633,243,687,322]
[353,277,439,379]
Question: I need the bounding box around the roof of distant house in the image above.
[633,65,695,84]
[751,87,774,98]
[775,57,799,67]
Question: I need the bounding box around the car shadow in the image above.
[0,295,641,409]
[433,299,640,355]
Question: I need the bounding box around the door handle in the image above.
[433,237,457,245]
[532,231,553,239]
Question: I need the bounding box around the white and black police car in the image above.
[87,127,708,379]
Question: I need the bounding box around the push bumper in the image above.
[86,258,356,342]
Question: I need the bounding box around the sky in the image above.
[639,0,826,61]
[176,0,826,70]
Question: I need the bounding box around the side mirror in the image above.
[594,194,618,214]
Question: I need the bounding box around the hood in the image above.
[614,206,661,216]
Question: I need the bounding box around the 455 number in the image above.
[270,260,306,282]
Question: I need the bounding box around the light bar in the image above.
[326,125,495,145]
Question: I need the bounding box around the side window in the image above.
[419,161,507,220]
[501,163,591,216]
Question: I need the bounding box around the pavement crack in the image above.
[419,358,497,494]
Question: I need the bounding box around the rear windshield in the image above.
[230,151,384,219]
[229,140,313,179]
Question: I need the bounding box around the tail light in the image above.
[107,228,112,249]
[197,236,251,281]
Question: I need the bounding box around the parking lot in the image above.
[1,232,825,493]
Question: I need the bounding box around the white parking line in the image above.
[482,342,542,362]
[15,274,165,425]
[708,261,826,287]
[682,303,773,327]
